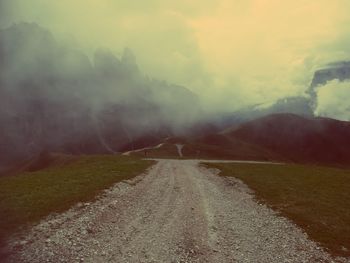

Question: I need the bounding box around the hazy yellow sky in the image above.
[1,0,350,110]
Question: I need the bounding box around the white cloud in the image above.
[315,80,350,121]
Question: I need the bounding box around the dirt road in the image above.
[7,160,341,263]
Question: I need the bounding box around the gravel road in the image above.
[5,160,347,263]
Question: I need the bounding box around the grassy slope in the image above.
[0,155,154,245]
[205,162,350,257]
[129,138,283,161]
[128,143,182,159]
[225,114,350,165]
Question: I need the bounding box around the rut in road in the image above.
[7,160,343,263]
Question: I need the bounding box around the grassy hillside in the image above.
[225,113,350,165]
[204,162,350,257]
[0,155,154,247]
[184,134,282,161]
[128,137,283,161]
[130,143,184,159]
[126,113,350,166]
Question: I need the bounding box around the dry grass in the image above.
[204,162,350,257]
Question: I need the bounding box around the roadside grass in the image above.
[0,155,154,246]
[204,162,350,257]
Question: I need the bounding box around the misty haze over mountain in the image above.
[1,0,350,170]
[0,23,205,168]
[1,21,350,169]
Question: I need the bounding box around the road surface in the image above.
[7,160,341,263]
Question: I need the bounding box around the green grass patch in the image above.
[204,162,350,257]
[0,155,154,245]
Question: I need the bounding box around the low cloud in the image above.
[2,0,350,113]
[315,80,350,121]
[0,23,203,165]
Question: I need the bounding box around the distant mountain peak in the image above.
[121,48,139,73]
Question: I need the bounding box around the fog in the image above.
[0,22,202,165]
[2,0,350,112]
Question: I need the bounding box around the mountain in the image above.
[224,113,350,165]
[0,22,202,171]
[215,96,313,128]
[119,112,350,166]
[215,60,350,129]
[2,23,349,171]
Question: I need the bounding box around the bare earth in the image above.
[6,160,348,263]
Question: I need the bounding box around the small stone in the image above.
[19,240,28,246]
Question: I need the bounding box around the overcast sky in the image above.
[1,0,350,111]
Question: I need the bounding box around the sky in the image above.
[1,0,350,112]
